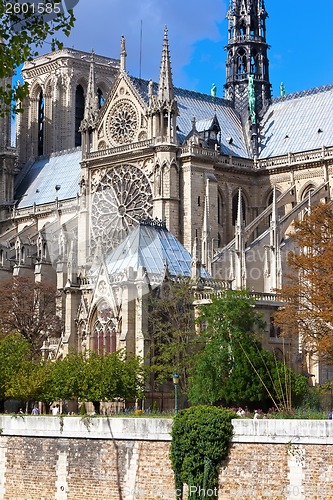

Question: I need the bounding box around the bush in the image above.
[170,405,235,499]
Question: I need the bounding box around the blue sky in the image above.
[50,0,333,99]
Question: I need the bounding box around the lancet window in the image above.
[75,84,85,147]
[92,302,117,355]
[38,90,45,156]
[236,48,247,77]
[97,88,105,108]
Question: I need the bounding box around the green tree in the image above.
[149,278,199,397]
[0,1,76,115]
[189,290,305,410]
[5,360,48,412]
[40,352,85,404]
[0,333,31,411]
[79,351,144,413]
[39,350,144,413]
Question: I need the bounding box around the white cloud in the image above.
[61,0,227,86]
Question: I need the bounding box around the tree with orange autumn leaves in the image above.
[275,203,333,363]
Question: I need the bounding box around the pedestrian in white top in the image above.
[52,404,60,415]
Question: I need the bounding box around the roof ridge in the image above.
[34,147,82,161]
[272,83,333,103]
[131,76,234,107]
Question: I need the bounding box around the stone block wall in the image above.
[0,417,332,499]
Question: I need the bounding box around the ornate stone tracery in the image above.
[90,164,153,255]
[106,99,138,145]
[91,301,117,354]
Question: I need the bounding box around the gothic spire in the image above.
[157,26,174,104]
[80,49,99,132]
[224,0,271,122]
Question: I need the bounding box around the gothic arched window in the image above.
[97,88,105,108]
[301,185,315,201]
[218,190,224,225]
[75,84,85,147]
[38,90,44,156]
[236,48,247,77]
[267,189,284,221]
[250,50,258,74]
[92,302,117,355]
[228,50,234,78]
[301,185,315,219]
[250,22,255,39]
[239,20,246,39]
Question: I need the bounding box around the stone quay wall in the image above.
[0,416,332,499]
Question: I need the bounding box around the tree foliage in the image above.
[0,342,144,410]
[0,0,76,115]
[77,351,145,407]
[275,203,333,362]
[5,360,48,407]
[39,350,144,409]
[189,290,306,410]
[0,333,31,402]
[170,405,235,499]
[149,278,199,396]
[0,276,63,357]
[41,352,85,403]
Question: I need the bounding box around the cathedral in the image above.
[0,0,333,387]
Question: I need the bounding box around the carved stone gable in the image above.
[96,76,148,150]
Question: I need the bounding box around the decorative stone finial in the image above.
[120,35,127,72]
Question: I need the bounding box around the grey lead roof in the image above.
[259,84,333,158]
[15,149,81,208]
[104,221,210,280]
[15,81,333,212]
[132,78,250,158]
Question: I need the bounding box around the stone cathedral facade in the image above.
[0,0,333,386]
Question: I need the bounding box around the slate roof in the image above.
[259,84,333,158]
[15,81,333,213]
[195,117,220,132]
[104,220,210,280]
[15,149,81,208]
[132,78,250,158]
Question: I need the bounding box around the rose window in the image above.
[107,100,138,145]
[90,164,153,255]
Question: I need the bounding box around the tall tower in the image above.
[224,0,271,123]
[0,76,17,220]
[148,27,180,238]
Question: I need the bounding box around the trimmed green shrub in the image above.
[170,405,235,499]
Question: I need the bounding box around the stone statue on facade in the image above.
[248,75,256,124]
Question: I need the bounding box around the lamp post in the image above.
[172,373,179,415]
